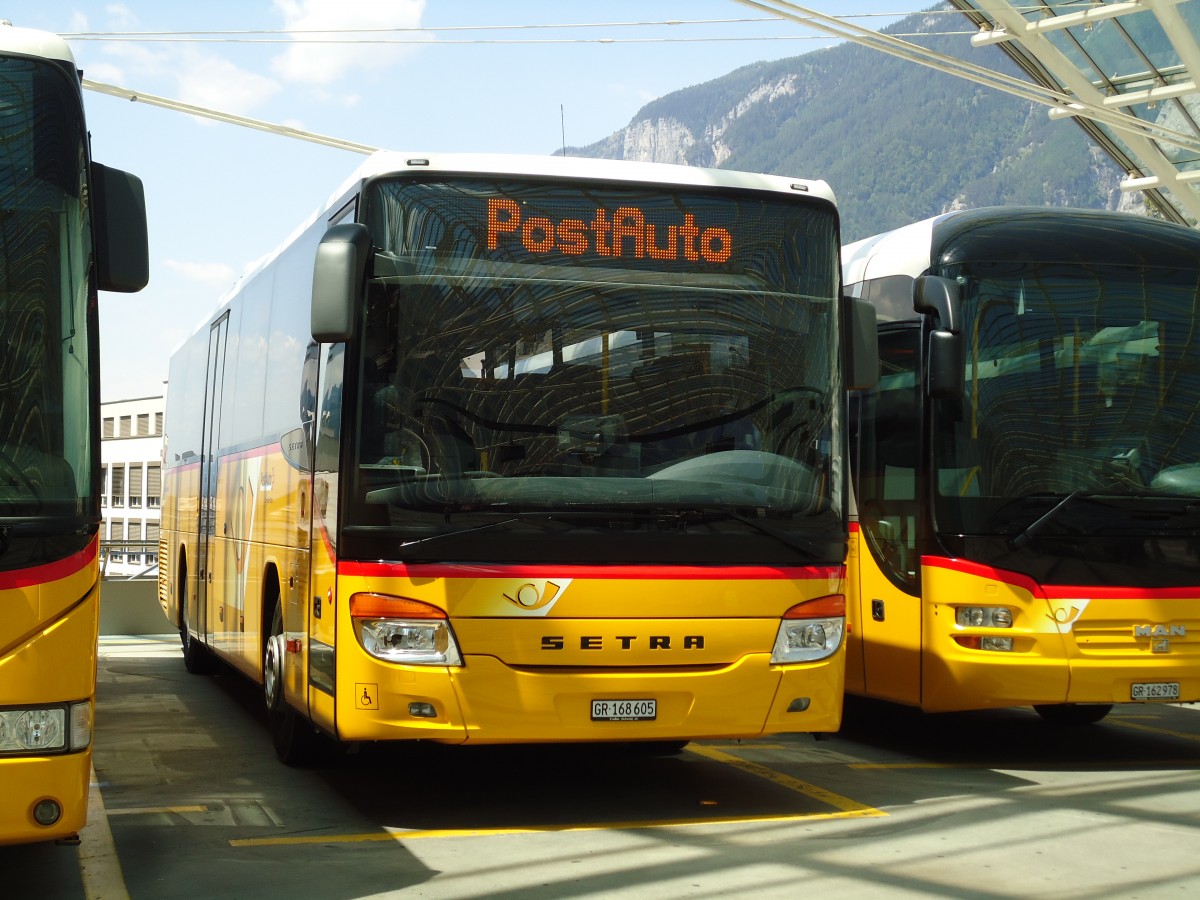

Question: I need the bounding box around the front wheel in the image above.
[264,601,333,766]
[1033,703,1113,726]
[180,568,212,675]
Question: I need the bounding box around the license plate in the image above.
[1131,682,1180,701]
[591,699,656,721]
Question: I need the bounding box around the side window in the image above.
[855,327,921,589]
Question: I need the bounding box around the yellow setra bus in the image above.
[843,207,1200,724]
[158,151,877,763]
[0,23,148,844]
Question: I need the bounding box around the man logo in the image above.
[502,579,569,613]
[1134,624,1186,638]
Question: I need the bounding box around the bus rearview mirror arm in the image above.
[915,275,964,399]
[312,222,373,342]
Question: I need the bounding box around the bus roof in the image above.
[212,150,839,322]
[328,151,836,209]
[0,21,76,66]
[842,206,1200,288]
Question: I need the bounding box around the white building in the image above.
[100,395,164,578]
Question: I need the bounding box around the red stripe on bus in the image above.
[340,561,843,581]
[923,556,1198,600]
[0,538,99,590]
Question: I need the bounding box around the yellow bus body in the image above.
[333,562,844,743]
[0,541,99,845]
[847,526,1200,712]
[161,440,846,745]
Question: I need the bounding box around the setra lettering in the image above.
[540,634,706,650]
[486,198,732,263]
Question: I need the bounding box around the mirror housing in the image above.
[311,222,372,342]
[92,162,149,293]
[914,274,960,333]
[914,275,964,399]
[844,295,879,390]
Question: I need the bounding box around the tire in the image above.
[264,600,332,766]
[179,561,212,675]
[1033,703,1113,726]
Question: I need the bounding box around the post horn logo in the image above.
[502,579,569,613]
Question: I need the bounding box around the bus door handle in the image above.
[871,599,885,622]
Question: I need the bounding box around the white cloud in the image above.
[163,259,239,290]
[103,4,139,31]
[82,60,125,84]
[174,48,281,117]
[271,0,427,87]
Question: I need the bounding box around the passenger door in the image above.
[851,327,924,705]
[194,311,230,653]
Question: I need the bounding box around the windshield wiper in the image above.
[1008,491,1089,549]
[671,508,835,561]
[397,516,520,550]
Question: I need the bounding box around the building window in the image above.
[137,414,149,436]
[109,520,125,563]
[111,465,125,508]
[155,412,163,435]
[147,464,161,508]
[146,522,160,565]
[129,463,143,508]
[102,417,115,439]
[100,465,108,507]
[128,521,142,564]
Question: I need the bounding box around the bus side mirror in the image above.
[312,222,372,342]
[92,162,149,293]
[915,275,964,399]
[845,295,879,390]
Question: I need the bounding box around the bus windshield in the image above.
[0,56,93,521]
[346,178,841,545]
[932,260,1200,536]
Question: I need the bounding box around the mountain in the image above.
[566,4,1140,243]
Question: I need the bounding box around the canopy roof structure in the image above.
[949,0,1200,226]
[736,1,1200,225]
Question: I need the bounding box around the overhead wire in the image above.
[60,12,983,44]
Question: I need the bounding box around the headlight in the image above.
[956,606,1013,628]
[771,594,845,663]
[350,593,463,666]
[0,702,90,754]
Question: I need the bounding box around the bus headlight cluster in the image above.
[0,701,91,755]
[954,606,1014,652]
[350,593,463,666]
[956,606,1013,629]
[771,594,846,663]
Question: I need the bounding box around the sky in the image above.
[4,1,932,400]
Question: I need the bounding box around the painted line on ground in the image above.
[684,743,886,816]
[79,764,130,900]
[229,744,884,848]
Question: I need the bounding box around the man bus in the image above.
[843,207,1200,724]
[159,151,877,763]
[0,22,148,844]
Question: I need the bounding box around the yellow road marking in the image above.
[230,744,883,847]
[230,806,875,848]
[80,765,130,900]
[849,762,980,770]
[685,743,885,816]
[1109,718,1200,743]
[106,805,210,816]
